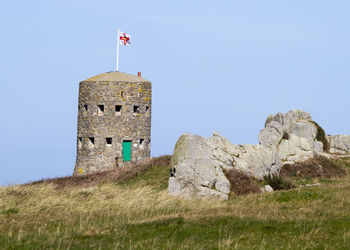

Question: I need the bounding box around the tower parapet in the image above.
[74,72,151,175]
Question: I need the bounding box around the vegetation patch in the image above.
[3,156,350,248]
[310,120,330,152]
[282,131,289,140]
[281,155,346,178]
[27,155,171,189]
[263,174,295,191]
[224,169,261,196]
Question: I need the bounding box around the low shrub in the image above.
[224,169,261,196]
[280,155,346,178]
[263,174,295,191]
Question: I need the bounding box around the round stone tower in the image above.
[74,72,151,175]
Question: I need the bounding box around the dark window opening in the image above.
[78,137,82,143]
[89,137,95,144]
[98,105,104,112]
[115,105,122,112]
[106,138,112,145]
[140,138,144,145]
[146,106,149,112]
[120,91,124,97]
[133,106,140,113]
[84,105,88,111]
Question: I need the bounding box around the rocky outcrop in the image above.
[259,110,324,162]
[168,109,350,200]
[168,132,280,200]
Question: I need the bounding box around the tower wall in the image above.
[74,73,151,175]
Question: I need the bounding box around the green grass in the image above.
[1,157,350,249]
[121,164,169,190]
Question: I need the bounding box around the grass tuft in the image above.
[2,207,19,215]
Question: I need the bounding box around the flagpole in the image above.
[116,28,120,72]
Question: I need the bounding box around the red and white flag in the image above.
[119,31,131,46]
[116,29,132,71]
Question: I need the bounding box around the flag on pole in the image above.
[116,29,131,71]
[119,31,131,46]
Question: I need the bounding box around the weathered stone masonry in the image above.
[74,72,152,175]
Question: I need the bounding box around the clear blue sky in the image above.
[1,0,349,185]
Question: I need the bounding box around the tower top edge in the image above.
[82,72,150,82]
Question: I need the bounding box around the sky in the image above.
[1,0,350,185]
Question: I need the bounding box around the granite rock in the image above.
[329,135,350,154]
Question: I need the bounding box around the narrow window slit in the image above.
[115,105,122,112]
[89,137,95,145]
[98,105,104,113]
[84,105,88,111]
[106,138,112,146]
[133,106,140,113]
[115,105,122,116]
[140,138,144,145]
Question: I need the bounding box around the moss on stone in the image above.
[310,121,330,152]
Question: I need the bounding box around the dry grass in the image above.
[1,156,350,249]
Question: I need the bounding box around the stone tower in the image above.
[74,72,152,175]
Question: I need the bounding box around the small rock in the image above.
[305,183,320,187]
[264,185,274,192]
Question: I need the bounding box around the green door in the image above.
[122,141,131,162]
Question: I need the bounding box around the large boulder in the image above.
[168,133,232,200]
[168,132,280,200]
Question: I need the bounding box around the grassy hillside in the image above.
[1,156,350,249]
